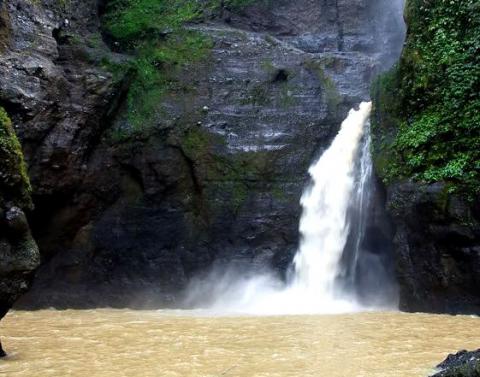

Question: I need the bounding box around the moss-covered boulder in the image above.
[0,106,32,209]
[0,106,40,355]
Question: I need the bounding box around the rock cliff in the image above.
[0,0,405,309]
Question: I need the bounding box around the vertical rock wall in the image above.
[0,0,405,309]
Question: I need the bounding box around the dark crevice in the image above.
[82,69,135,165]
[118,163,145,192]
[0,99,31,124]
[171,144,210,225]
[174,145,203,198]
[272,69,289,83]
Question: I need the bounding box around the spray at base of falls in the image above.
[186,102,396,315]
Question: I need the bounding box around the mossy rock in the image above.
[0,107,32,210]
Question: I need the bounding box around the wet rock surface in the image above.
[0,53,40,351]
[383,182,480,314]
[431,350,480,377]
[0,0,405,308]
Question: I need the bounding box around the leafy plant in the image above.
[372,0,480,197]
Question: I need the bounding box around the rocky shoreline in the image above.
[430,350,480,377]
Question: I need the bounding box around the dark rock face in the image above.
[0,0,405,309]
[431,350,480,377]
[0,93,40,352]
[0,207,39,316]
[383,182,480,313]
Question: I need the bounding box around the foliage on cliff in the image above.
[102,0,212,129]
[0,107,32,209]
[102,0,259,130]
[372,0,480,196]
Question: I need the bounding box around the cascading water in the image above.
[291,102,372,302]
[339,126,374,294]
[187,102,395,314]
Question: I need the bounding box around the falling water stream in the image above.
[291,102,373,306]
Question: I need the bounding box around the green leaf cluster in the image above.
[372,0,480,197]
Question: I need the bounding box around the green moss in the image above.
[181,127,213,160]
[179,127,278,211]
[304,59,341,110]
[372,0,480,197]
[260,58,276,75]
[279,82,296,108]
[86,33,103,49]
[0,107,32,209]
[271,183,287,201]
[102,0,279,134]
[241,84,271,106]
[102,1,216,133]
[264,34,279,47]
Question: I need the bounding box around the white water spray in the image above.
[187,102,380,314]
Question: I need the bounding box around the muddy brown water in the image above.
[1,310,479,376]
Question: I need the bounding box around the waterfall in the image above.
[340,126,373,293]
[186,101,394,314]
[291,102,372,301]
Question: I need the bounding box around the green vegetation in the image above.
[102,0,217,131]
[241,84,271,106]
[102,0,268,133]
[0,107,32,209]
[372,0,480,196]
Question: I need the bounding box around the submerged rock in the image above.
[431,350,480,377]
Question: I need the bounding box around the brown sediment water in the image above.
[0,310,479,376]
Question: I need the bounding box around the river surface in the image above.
[1,310,479,377]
